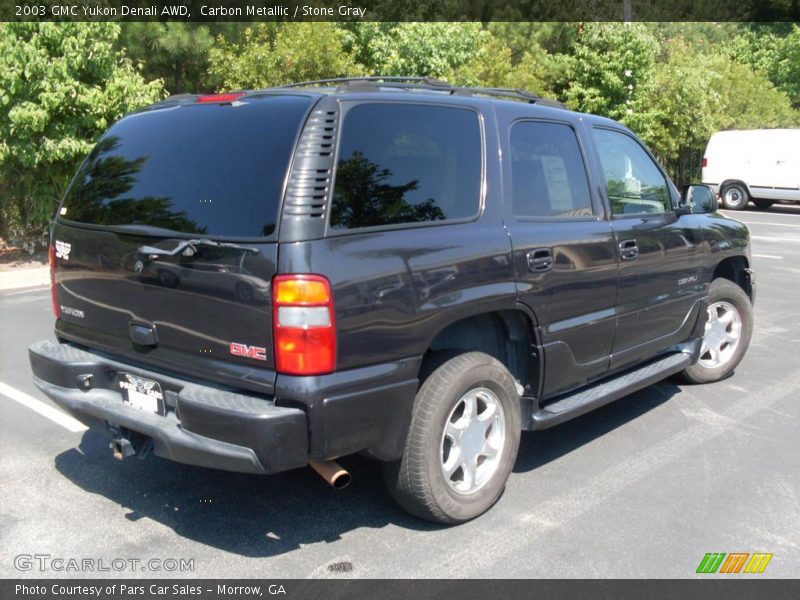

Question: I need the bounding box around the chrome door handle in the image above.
[619,239,639,261]
[526,248,553,273]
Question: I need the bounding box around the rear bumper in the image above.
[29,340,308,474]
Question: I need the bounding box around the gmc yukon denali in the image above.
[28,77,754,523]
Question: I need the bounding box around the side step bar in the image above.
[528,352,692,430]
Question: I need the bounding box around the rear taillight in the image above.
[272,274,335,375]
[48,244,60,318]
[701,157,708,168]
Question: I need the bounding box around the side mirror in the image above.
[679,184,717,215]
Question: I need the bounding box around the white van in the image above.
[702,129,800,210]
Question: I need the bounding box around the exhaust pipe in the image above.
[309,459,351,490]
[110,438,135,460]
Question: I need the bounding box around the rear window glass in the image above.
[60,94,312,238]
[510,121,593,218]
[330,103,482,230]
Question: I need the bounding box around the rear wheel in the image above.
[681,278,753,384]
[720,183,750,210]
[383,352,521,524]
[753,199,774,210]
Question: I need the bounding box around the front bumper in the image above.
[28,340,308,474]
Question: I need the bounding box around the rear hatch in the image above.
[51,93,316,393]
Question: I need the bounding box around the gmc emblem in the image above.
[229,342,267,361]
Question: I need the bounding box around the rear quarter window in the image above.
[330,103,482,231]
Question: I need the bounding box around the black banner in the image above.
[3,580,800,600]
[2,0,800,22]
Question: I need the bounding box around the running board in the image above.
[528,352,692,430]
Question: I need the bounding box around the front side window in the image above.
[592,128,670,215]
[330,103,482,230]
[510,121,593,218]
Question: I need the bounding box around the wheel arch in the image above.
[720,179,751,195]
[421,307,541,398]
[712,255,752,300]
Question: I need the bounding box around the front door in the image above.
[590,127,707,370]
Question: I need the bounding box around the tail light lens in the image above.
[272,274,335,375]
[48,244,60,318]
[701,157,708,168]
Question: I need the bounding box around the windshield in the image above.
[60,94,313,238]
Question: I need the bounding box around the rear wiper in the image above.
[137,239,259,262]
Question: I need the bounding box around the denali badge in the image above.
[229,342,267,361]
[54,240,71,260]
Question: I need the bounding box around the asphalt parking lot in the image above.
[1,205,798,579]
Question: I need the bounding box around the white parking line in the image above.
[737,221,800,228]
[752,235,800,243]
[721,209,800,219]
[752,254,784,259]
[0,286,49,297]
[0,380,87,433]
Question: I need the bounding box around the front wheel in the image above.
[681,278,753,384]
[720,183,750,210]
[383,352,521,524]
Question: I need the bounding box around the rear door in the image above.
[51,93,315,393]
[501,115,618,398]
[589,127,706,370]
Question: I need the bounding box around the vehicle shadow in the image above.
[54,379,682,558]
[514,380,680,472]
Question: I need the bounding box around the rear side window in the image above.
[510,121,593,218]
[60,94,313,238]
[330,103,482,230]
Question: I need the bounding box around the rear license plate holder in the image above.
[118,373,165,416]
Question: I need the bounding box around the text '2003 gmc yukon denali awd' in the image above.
[28,77,754,524]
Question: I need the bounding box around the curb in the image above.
[0,267,50,291]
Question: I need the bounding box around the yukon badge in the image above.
[229,342,267,361]
[54,240,71,260]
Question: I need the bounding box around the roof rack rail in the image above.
[281,76,450,89]
[279,77,565,108]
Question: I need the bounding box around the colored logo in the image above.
[696,552,773,574]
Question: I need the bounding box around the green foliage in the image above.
[555,23,660,120]
[208,23,364,90]
[118,23,216,94]
[0,23,163,241]
[627,37,798,184]
[2,21,799,239]
[726,24,800,108]
[351,23,485,78]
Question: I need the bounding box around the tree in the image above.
[351,23,485,79]
[627,37,798,186]
[726,24,800,108]
[118,23,216,95]
[554,23,660,120]
[0,23,163,241]
[207,23,363,90]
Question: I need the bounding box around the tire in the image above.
[753,199,774,210]
[680,278,753,384]
[383,352,521,524]
[720,183,750,210]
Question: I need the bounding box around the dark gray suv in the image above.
[28,77,754,523]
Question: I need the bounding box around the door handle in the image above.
[619,239,639,261]
[526,248,553,273]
